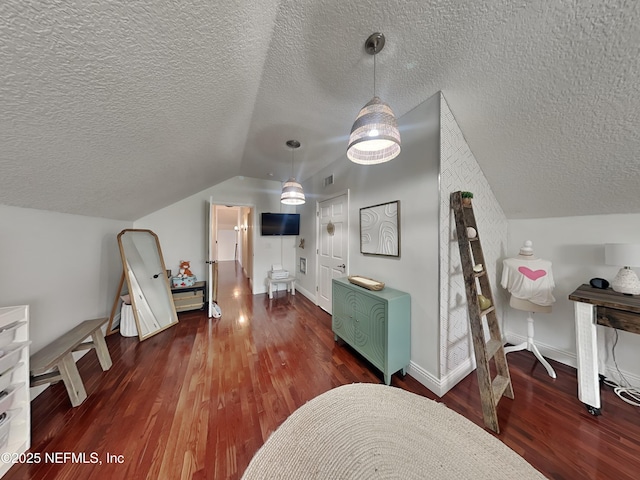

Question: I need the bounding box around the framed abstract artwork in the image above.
[359,200,400,257]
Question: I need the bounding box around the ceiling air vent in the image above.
[323,174,334,188]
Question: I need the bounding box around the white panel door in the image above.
[207,200,218,317]
[317,193,348,313]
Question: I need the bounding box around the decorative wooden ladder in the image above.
[450,191,513,433]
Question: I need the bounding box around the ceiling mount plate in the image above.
[365,32,385,55]
[286,140,301,149]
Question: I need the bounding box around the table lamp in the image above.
[604,243,640,295]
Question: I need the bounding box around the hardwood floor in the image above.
[7,261,640,479]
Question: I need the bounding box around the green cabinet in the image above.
[332,277,411,385]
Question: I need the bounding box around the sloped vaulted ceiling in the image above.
[1,1,639,220]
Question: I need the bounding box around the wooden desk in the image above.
[568,284,640,415]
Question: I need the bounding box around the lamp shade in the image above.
[281,139,305,205]
[281,178,305,205]
[605,244,640,295]
[347,96,401,165]
[604,244,640,267]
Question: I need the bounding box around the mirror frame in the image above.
[359,200,401,257]
[117,229,178,341]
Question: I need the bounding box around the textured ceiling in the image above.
[1,0,639,220]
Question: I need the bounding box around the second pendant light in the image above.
[281,140,305,205]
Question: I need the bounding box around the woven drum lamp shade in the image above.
[347,96,401,164]
[347,33,401,165]
[281,178,305,205]
[281,139,305,205]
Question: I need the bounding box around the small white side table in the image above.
[267,276,296,299]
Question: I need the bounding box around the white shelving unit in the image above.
[0,305,30,478]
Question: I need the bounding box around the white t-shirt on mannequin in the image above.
[501,241,558,379]
[501,241,556,308]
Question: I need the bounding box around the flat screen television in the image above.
[261,213,300,236]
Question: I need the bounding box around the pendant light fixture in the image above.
[347,32,401,165]
[280,140,305,205]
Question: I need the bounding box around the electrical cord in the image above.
[602,330,640,407]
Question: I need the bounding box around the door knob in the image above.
[338,264,346,269]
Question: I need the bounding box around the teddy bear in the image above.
[178,260,193,278]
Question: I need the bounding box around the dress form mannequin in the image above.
[501,240,556,378]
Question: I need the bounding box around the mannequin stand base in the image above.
[504,313,556,378]
[504,340,557,378]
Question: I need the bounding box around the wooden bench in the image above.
[30,317,112,407]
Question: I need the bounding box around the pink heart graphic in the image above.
[518,266,547,281]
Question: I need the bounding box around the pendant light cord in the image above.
[373,47,377,97]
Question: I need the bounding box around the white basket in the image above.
[0,385,21,417]
[0,409,17,451]
[120,304,138,337]
[0,321,26,349]
[0,343,28,376]
[0,362,22,393]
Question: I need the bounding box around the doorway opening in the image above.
[209,203,254,312]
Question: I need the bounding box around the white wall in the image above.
[438,94,509,394]
[0,205,130,354]
[507,213,640,383]
[217,229,237,261]
[134,176,296,295]
[297,93,441,389]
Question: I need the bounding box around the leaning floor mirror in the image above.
[115,229,178,341]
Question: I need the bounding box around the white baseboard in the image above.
[253,284,267,295]
[253,282,315,301]
[295,285,316,304]
[438,357,476,396]
[406,361,443,396]
[412,332,640,401]
[504,331,640,387]
[407,358,475,398]
[504,332,577,369]
[602,365,640,387]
